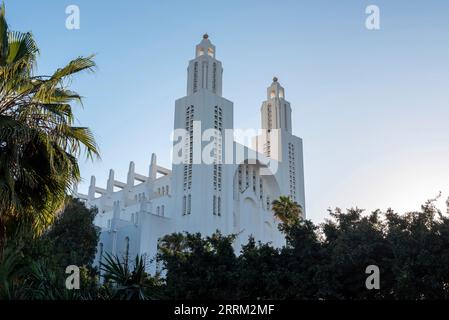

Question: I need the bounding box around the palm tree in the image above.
[271,196,302,226]
[100,253,162,300]
[0,4,99,245]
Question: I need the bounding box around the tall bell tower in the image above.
[172,35,234,235]
[257,77,305,211]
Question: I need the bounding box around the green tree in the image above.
[277,219,328,299]
[0,197,100,300]
[271,196,302,229]
[237,238,281,299]
[385,197,449,299]
[154,196,449,300]
[43,197,99,270]
[0,4,98,246]
[158,231,239,299]
[321,208,394,299]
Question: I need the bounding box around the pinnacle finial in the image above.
[273,77,278,83]
[203,33,209,40]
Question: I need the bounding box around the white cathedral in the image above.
[76,35,306,273]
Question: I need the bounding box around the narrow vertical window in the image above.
[202,61,208,89]
[284,104,288,132]
[212,62,217,93]
[252,169,256,192]
[193,62,199,93]
[188,195,192,215]
[124,237,130,267]
[245,165,249,189]
[238,165,243,192]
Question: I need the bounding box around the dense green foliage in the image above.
[44,197,99,270]
[0,197,100,299]
[158,232,240,299]
[158,197,449,300]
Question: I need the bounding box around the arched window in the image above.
[161,205,165,217]
[213,195,217,215]
[157,206,160,216]
[280,89,285,99]
[166,185,169,195]
[183,196,187,216]
[218,197,221,216]
[131,213,135,224]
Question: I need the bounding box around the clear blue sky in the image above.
[8,0,449,222]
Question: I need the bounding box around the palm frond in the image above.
[6,31,38,65]
[0,3,8,65]
[51,56,96,81]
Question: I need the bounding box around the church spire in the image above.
[195,33,215,58]
[186,34,223,96]
[261,77,292,134]
[267,76,286,100]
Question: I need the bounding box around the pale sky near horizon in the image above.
[8,0,449,222]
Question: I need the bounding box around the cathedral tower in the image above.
[172,35,234,235]
[258,78,305,210]
[261,77,292,134]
